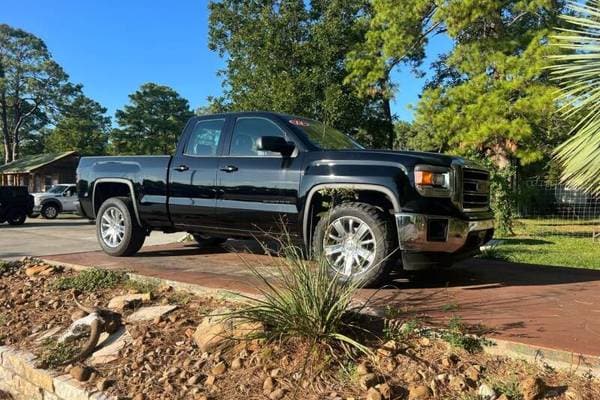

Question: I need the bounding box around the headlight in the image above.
[34,197,41,205]
[414,165,453,197]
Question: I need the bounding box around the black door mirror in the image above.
[256,136,295,156]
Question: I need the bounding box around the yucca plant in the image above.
[230,236,372,357]
[549,1,600,194]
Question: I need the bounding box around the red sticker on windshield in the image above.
[289,119,310,127]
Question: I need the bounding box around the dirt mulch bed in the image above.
[0,259,598,400]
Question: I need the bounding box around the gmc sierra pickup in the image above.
[77,111,494,286]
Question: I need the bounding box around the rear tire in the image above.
[41,203,59,219]
[7,209,26,226]
[96,197,146,256]
[192,233,227,247]
[312,202,396,288]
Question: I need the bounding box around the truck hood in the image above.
[315,149,481,170]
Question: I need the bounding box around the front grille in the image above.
[462,168,490,210]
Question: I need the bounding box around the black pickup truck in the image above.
[0,186,34,226]
[77,111,494,286]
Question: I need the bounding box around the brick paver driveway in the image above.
[42,241,600,358]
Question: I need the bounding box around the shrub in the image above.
[478,243,512,262]
[36,339,79,368]
[53,268,125,292]
[229,239,370,356]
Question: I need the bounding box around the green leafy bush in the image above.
[53,268,125,292]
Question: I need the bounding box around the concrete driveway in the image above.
[0,215,183,260]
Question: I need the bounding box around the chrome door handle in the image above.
[220,165,238,173]
[174,165,189,172]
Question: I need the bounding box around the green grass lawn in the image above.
[490,219,600,269]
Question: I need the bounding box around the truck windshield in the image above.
[290,118,364,150]
[48,185,68,194]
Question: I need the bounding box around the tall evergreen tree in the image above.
[45,94,111,156]
[0,24,75,163]
[111,83,193,155]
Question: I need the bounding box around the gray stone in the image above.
[125,305,178,323]
[89,327,132,365]
[478,383,496,400]
[107,293,151,310]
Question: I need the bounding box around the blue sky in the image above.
[3,0,452,123]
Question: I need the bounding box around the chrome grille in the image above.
[462,168,490,211]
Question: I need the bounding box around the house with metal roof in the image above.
[0,151,79,192]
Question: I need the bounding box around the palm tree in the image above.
[549,0,600,194]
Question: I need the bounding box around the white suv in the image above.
[32,184,78,219]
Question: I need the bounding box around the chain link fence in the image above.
[516,178,600,239]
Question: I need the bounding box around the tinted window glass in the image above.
[184,119,225,156]
[230,118,285,156]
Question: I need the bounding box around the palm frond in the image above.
[549,0,600,194]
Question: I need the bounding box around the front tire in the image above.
[96,197,146,256]
[41,203,59,219]
[7,209,26,226]
[312,202,396,288]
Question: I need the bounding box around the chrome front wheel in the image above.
[313,202,394,287]
[323,216,377,277]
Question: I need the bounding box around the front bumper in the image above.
[395,212,494,269]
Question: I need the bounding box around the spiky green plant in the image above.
[229,238,372,357]
[549,1,600,194]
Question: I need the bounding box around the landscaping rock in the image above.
[269,388,285,400]
[70,365,93,382]
[126,305,178,323]
[408,384,431,400]
[89,327,132,365]
[25,264,56,277]
[449,375,467,391]
[263,376,275,392]
[376,383,391,399]
[477,383,496,400]
[520,376,545,400]
[193,309,263,353]
[205,375,216,386]
[366,387,382,400]
[211,361,227,375]
[356,362,370,376]
[107,293,151,310]
[231,357,243,370]
[464,365,481,382]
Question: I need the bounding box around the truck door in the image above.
[60,185,78,211]
[216,116,303,236]
[168,118,227,229]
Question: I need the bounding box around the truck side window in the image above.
[230,117,285,157]
[184,119,225,156]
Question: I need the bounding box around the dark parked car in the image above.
[77,112,494,286]
[0,186,34,226]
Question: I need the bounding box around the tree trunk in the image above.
[0,61,12,164]
[382,97,394,150]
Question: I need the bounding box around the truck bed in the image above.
[76,156,173,227]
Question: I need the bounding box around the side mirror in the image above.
[256,136,295,156]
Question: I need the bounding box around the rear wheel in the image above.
[7,209,26,226]
[97,197,146,256]
[312,202,396,288]
[41,203,59,219]
[192,233,227,247]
